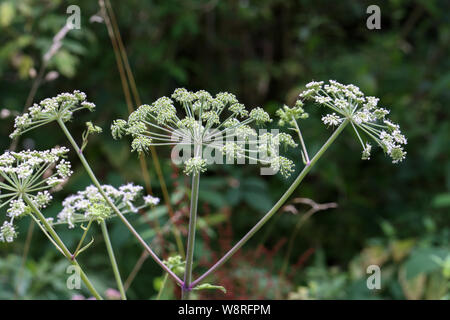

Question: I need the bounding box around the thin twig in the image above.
[279,198,337,277]
[103,0,185,258]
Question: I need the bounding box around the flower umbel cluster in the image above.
[56,183,160,228]
[112,88,296,177]
[0,147,71,242]
[299,80,407,163]
[10,91,95,139]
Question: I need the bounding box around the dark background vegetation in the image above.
[0,0,449,299]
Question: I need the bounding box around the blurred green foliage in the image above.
[0,0,449,299]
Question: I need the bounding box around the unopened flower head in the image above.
[0,147,71,242]
[299,80,407,164]
[85,121,102,135]
[10,91,95,139]
[112,88,296,177]
[163,255,186,276]
[276,101,309,127]
[56,183,159,228]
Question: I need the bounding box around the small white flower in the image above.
[119,183,144,202]
[131,136,153,154]
[56,159,73,179]
[81,102,96,111]
[274,133,298,148]
[16,165,33,179]
[58,207,76,229]
[47,177,64,187]
[249,107,272,124]
[392,129,407,145]
[352,110,374,124]
[75,199,91,210]
[229,103,249,117]
[184,157,207,175]
[373,108,390,119]
[0,152,15,166]
[321,113,343,126]
[222,142,245,160]
[334,98,351,111]
[362,143,372,160]
[34,191,53,209]
[364,96,379,109]
[314,96,332,104]
[7,199,28,218]
[389,146,407,164]
[0,221,17,243]
[144,195,160,206]
[270,156,295,178]
[305,81,324,88]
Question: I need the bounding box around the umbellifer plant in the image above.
[1,80,406,299]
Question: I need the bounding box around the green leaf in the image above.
[432,193,450,208]
[243,190,273,212]
[0,2,15,27]
[198,189,227,208]
[403,247,450,279]
[51,49,79,78]
[17,55,34,79]
[193,283,227,294]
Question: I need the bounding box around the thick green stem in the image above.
[191,120,349,287]
[22,194,103,300]
[57,119,183,286]
[182,172,200,300]
[100,221,127,300]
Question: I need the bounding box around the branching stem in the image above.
[22,194,103,300]
[191,120,349,288]
[56,119,183,286]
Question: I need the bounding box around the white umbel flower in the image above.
[0,148,71,242]
[10,91,94,139]
[0,221,17,243]
[321,113,343,126]
[144,195,160,206]
[56,184,158,228]
[299,80,407,164]
[113,88,296,178]
[362,143,372,160]
[7,199,28,218]
[184,157,207,175]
